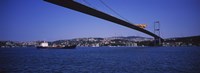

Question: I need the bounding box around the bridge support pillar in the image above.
[154,37,162,46]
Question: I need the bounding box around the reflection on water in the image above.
[0,47,200,73]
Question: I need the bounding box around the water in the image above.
[0,47,200,73]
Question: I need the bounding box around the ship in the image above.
[37,42,76,49]
[36,41,49,48]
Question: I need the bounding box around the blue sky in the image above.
[0,0,200,41]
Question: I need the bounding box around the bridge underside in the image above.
[44,0,162,40]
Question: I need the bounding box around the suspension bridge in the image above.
[44,0,163,45]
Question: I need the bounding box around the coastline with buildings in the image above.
[1,35,200,48]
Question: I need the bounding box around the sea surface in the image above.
[0,47,200,73]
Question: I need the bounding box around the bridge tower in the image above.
[154,21,161,46]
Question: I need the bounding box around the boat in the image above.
[36,42,76,49]
[37,41,49,49]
